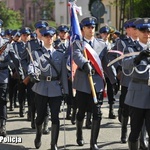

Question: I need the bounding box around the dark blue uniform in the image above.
[0,34,24,137]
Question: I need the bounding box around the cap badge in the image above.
[144,18,148,23]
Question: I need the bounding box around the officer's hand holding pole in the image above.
[134,50,150,65]
[83,50,98,104]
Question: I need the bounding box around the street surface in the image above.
[0,91,130,150]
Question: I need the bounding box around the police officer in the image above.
[54,25,70,51]
[33,20,50,133]
[22,21,49,130]
[28,26,68,150]
[56,25,74,120]
[116,18,139,143]
[0,19,24,137]
[13,27,31,118]
[122,18,150,149]
[73,17,118,150]
[116,19,148,149]
[8,30,21,111]
[99,26,117,119]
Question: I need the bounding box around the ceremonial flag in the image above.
[84,42,104,79]
[67,2,82,82]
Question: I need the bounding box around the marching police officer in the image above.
[0,19,24,137]
[55,25,74,120]
[54,25,70,51]
[22,21,50,130]
[28,26,68,150]
[73,17,118,150]
[117,18,139,143]
[8,29,21,111]
[122,18,150,149]
[34,20,51,133]
[13,27,31,119]
[99,26,117,119]
[116,18,148,149]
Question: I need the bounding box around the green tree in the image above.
[131,0,150,17]
[0,2,22,29]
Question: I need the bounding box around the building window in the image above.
[29,7,31,20]
[60,16,64,24]
[105,5,111,25]
[59,0,64,3]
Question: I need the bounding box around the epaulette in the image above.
[15,41,23,45]
[96,38,105,42]
[96,38,106,45]
[36,47,42,52]
[57,49,65,53]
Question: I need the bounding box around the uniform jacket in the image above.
[122,42,150,109]
[54,39,69,53]
[117,36,135,87]
[28,46,68,97]
[73,38,117,94]
[0,36,23,83]
[21,39,42,76]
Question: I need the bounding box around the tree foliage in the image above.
[132,0,150,17]
[0,2,22,30]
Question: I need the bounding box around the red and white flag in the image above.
[84,42,104,79]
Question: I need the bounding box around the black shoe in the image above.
[76,120,84,146]
[76,139,84,146]
[109,112,116,119]
[9,106,14,111]
[27,113,31,121]
[42,116,50,134]
[71,110,76,125]
[34,125,42,149]
[19,107,25,117]
[85,122,92,129]
[31,121,36,129]
[0,120,7,137]
[66,115,71,120]
[14,103,19,108]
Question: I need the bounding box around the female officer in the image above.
[28,26,68,150]
[122,18,150,149]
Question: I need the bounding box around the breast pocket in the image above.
[53,58,61,71]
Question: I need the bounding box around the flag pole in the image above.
[83,49,98,104]
[69,0,98,104]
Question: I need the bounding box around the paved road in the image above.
[0,91,129,150]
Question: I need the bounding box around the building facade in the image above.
[1,0,120,30]
[55,0,120,30]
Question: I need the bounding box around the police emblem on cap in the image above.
[144,18,148,23]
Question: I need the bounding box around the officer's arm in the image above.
[101,47,117,84]
[122,46,135,70]
[21,44,30,76]
[8,43,24,80]
[73,40,87,69]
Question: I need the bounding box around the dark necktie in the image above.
[89,41,93,47]
[48,50,52,58]
[134,41,137,44]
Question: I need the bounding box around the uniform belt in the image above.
[132,78,148,84]
[39,75,59,81]
[0,66,8,70]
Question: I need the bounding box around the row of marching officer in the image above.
[0,19,24,137]
[121,18,150,150]
[25,16,119,150]
[110,17,150,150]
[1,20,69,150]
